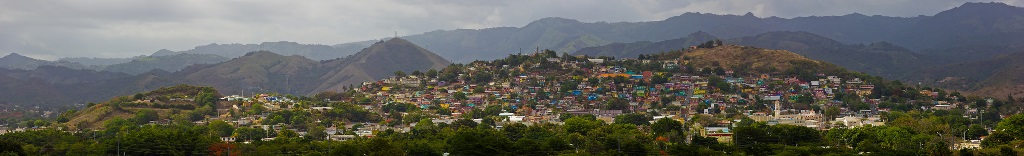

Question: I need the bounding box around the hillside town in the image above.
[0,44,1020,155]
[177,46,986,148]
[5,1,1024,155]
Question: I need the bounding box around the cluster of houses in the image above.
[202,52,976,147]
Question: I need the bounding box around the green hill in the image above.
[681,45,847,76]
[64,85,222,130]
[317,38,451,92]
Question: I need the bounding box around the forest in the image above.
[0,110,1022,155]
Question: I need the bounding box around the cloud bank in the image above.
[0,0,1018,60]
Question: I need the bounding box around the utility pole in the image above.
[117,130,121,156]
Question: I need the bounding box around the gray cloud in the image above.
[0,0,1017,60]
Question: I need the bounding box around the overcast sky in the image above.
[1,0,1020,60]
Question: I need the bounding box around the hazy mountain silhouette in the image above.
[0,38,450,106]
[345,2,1020,64]
[103,53,229,75]
[573,31,718,58]
[0,53,51,70]
[154,41,372,61]
[57,57,133,67]
[908,51,1024,98]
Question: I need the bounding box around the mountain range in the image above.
[0,38,449,107]
[151,41,372,60]
[908,51,1024,98]
[2,2,1022,106]
[13,2,1021,72]
[385,2,1022,64]
[573,31,718,58]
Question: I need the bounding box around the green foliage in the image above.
[194,91,218,108]
[7,112,1024,155]
[982,131,1014,148]
[451,119,478,130]
[323,102,377,123]
[190,105,216,121]
[559,113,596,121]
[564,116,602,135]
[734,122,824,155]
[824,106,841,120]
[117,125,219,155]
[708,76,733,93]
[306,125,327,141]
[605,97,629,110]
[249,102,266,115]
[449,127,511,156]
[452,92,468,101]
[651,118,683,136]
[381,102,418,113]
[233,127,270,142]
[56,109,77,123]
[995,114,1024,140]
[0,140,24,156]
[393,70,406,77]
[131,109,158,125]
[613,113,651,126]
[209,120,234,137]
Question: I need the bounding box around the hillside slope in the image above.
[317,38,451,92]
[681,45,842,74]
[574,31,717,58]
[0,38,450,106]
[182,51,321,95]
[725,31,945,78]
[908,52,1024,98]
[64,85,223,130]
[103,53,229,75]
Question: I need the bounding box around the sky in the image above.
[1,0,1020,60]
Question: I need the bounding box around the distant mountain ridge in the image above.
[0,38,450,107]
[898,2,1024,49]
[0,53,96,70]
[573,31,718,58]
[176,38,450,96]
[16,2,1023,75]
[908,51,1024,98]
[57,57,133,67]
[362,2,1022,64]
[4,2,1024,107]
[103,53,229,75]
[0,53,50,70]
[154,41,372,60]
